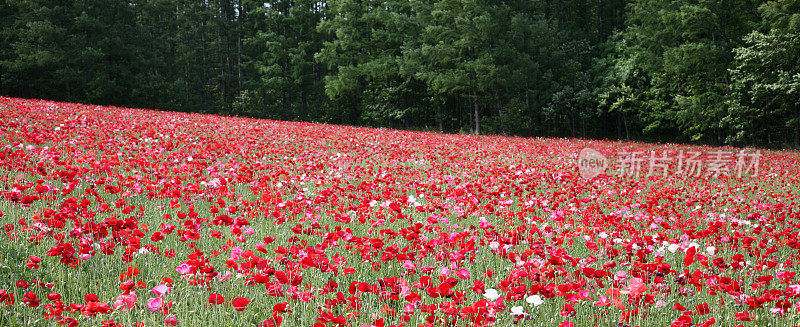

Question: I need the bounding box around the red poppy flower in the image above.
[684,246,697,267]
[0,289,15,306]
[16,280,30,289]
[22,291,40,307]
[273,302,291,313]
[734,311,752,321]
[164,315,178,326]
[85,293,99,303]
[232,297,250,311]
[696,302,710,315]
[208,293,225,305]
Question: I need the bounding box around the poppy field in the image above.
[3,96,800,327]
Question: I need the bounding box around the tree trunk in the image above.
[282,18,289,117]
[300,89,308,120]
[496,90,505,135]
[597,0,604,42]
[457,97,463,132]
[623,113,630,140]
[464,98,471,132]
[795,117,800,148]
[472,90,480,135]
[200,3,208,111]
[236,0,243,92]
[436,102,443,133]
[525,83,532,135]
[767,125,772,145]
[282,89,287,115]
[219,3,227,114]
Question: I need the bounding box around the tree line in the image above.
[1,0,798,148]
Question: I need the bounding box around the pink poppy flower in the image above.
[112,292,137,311]
[147,297,163,312]
[164,315,177,326]
[175,263,192,274]
[621,278,647,297]
[152,284,171,296]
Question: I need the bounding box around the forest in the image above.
[1,0,798,148]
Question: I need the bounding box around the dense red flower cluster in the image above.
[2,97,800,326]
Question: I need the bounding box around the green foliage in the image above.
[243,0,326,120]
[728,30,800,147]
[0,0,798,147]
[597,0,759,144]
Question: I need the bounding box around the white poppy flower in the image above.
[706,246,716,256]
[525,295,544,307]
[667,244,680,253]
[484,288,502,301]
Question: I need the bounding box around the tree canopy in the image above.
[1,0,798,148]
